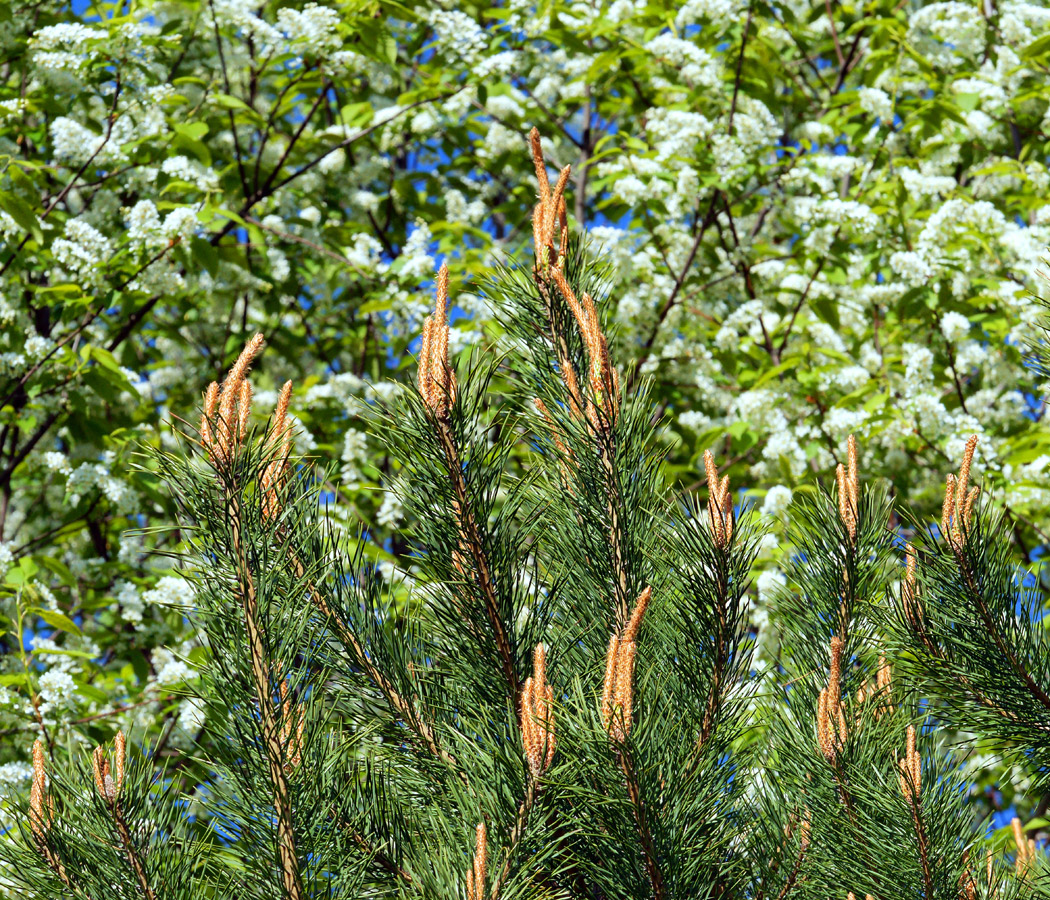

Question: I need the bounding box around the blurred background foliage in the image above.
[2,0,1050,856]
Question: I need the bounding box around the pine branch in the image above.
[698,545,731,749]
[286,543,460,772]
[954,547,1050,713]
[433,412,521,703]
[899,573,1021,725]
[347,826,414,885]
[597,429,631,630]
[619,747,666,900]
[535,264,631,628]
[227,488,304,900]
[488,779,538,900]
[773,832,808,900]
[906,796,933,899]
[32,837,76,896]
[111,806,157,900]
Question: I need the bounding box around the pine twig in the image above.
[488,780,538,900]
[227,491,304,900]
[433,414,521,703]
[416,265,520,704]
[199,334,304,899]
[286,544,461,773]
[773,825,809,900]
[92,734,157,900]
[619,748,666,900]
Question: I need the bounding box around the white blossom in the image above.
[52,218,113,283]
[940,311,971,343]
[377,491,403,528]
[161,155,219,191]
[757,568,787,603]
[141,576,194,609]
[153,648,194,685]
[761,485,793,519]
[178,697,206,734]
[0,762,33,787]
[645,33,720,88]
[858,87,893,121]
[24,335,54,359]
[38,669,78,712]
[277,3,341,55]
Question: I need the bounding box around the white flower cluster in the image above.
[756,568,786,603]
[645,33,720,89]
[23,334,54,360]
[50,83,172,166]
[858,87,893,122]
[66,459,131,509]
[1000,1,1050,47]
[29,23,107,74]
[276,3,341,56]
[898,167,956,199]
[445,189,488,227]
[426,9,487,67]
[32,634,93,672]
[647,109,713,163]
[342,429,369,489]
[399,219,435,282]
[675,0,741,28]
[126,200,199,250]
[38,669,78,714]
[760,485,793,519]
[142,575,195,610]
[114,580,146,626]
[940,311,971,343]
[908,2,987,66]
[50,116,105,163]
[161,155,219,192]
[0,98,26,120]
[211,0,283,50]
[0,762,33,786]
[376,490,403,529]
[152,647,194,685]
[824,407,870,440]
[178,696,206,735]
[52,218,113,285]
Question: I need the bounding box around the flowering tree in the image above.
[1,0,1049,859]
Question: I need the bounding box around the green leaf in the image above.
[381,32,397,64]
[33,647,96,659]
[751,361,799,390]
[89,346,122,373]
[0,190,41,241]
[1022,32,1050,59]
[176,138,212,167]
[811,296,841,330]
[129,649,151,685]
[174,121,208,141]
[0,674,29,688]
[340,101,374,129]
[38,556,75,587]
[213,93,254,112]
[191,235,219,277]
[31,607,83,636]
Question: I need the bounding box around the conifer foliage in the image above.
[4,132,1050,899]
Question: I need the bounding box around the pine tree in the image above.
[2,131,1047,899]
